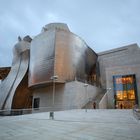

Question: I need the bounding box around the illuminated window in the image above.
[113,74,137,109]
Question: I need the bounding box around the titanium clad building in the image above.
[29,23,100,109]
[0,23,140,112]
[29,23,97,87]
[0,23,101,111]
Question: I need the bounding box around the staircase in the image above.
[82,92,105,109]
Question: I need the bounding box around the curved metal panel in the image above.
[42,23,70,32]
[4,50,30,109]
[29,30,55,87]
[0,40,30,109]
[29,23,97,87]
[55,29,97,82]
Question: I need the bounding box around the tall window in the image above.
[113,75,138,109]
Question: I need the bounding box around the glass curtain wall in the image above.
[113,75,138,109]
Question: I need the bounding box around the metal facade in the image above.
[0,39,30,109]
[29,23,97,87]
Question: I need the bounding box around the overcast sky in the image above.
[0,0,140,66]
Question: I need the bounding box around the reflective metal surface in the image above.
[0,39,30,109]
[42,23,70,32]
[29,23,97,87]
[29,30,55,87]
[55,30,97,82]
[0,23,98,110]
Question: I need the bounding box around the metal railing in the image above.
[0,106,79,116]
[133,105,140,120]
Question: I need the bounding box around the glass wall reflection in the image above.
[113,75,137,109]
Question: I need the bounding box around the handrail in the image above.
[98,92,107,109]
[0,106,79,116]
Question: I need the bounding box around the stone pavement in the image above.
[0,109,140,140]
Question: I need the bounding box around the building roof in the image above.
[42,23,70,32]
[98,43,139,56]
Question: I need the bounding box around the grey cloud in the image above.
[0,0,140,66]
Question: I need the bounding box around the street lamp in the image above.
[50,75,58,119]
[84,83,88,112]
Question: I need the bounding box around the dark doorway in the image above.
[33,98,40,109]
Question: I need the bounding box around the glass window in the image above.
[113,74,137,109]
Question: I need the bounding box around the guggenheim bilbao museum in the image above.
[0,23,140,111]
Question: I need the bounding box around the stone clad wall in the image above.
[98,44,140,108]
[32,81,102,110]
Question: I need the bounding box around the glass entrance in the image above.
[113,75,138,109]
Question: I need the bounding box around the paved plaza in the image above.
[0,109,140,140]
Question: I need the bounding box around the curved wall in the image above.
[0,40,30,109]
[29,23,97,87]
[29,30,55,87]
[55,29,97,82]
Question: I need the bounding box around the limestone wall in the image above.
[32,81,102,110]
[98,44,140,108]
